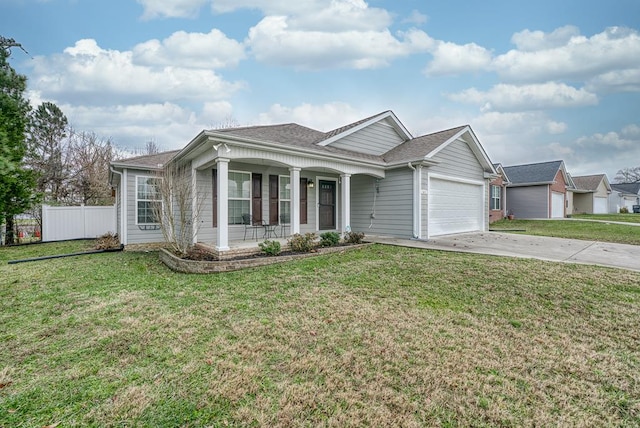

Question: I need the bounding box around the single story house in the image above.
[570,174,611,214]
[489,163,510,223]
[109,111,497,251]
[610,182,640,213]
[502,160,569,219]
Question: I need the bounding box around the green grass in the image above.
[491,219,640,244]
[572,213,640,224]
[1,241,640,426]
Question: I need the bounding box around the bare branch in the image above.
[152,163,207,256]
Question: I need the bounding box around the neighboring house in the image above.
[570,174,611,214]
[489,163,510,223]
[503,160,570,219]
[610,183,640,213]
[109,111,497,251]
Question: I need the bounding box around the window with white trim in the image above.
[136,176,161,224]
[490,185,501,210]
[228,171,251,225]
[279,176,291,223]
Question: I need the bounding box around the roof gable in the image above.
[492,163,511,183]
[503,160,566,186]
[316,111,412,154]
[384,125,495,173]
[572,174,611,192]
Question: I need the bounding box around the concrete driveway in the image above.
[366,232,640,272]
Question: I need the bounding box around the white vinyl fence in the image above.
[42,205,117,242]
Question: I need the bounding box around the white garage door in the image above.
[551,192,565,218]
[429,177,483,237]
[594,197,608,214]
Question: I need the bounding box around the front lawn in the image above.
[572,213,640,224]
[491,218,640,245]
[1,241,640,426]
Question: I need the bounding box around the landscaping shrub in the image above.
[620,206,629,214]
[259,239,282,256]
[319,231,341,247]
[95,232,120,250]
[288,233,317,253]
[344,231,365,244]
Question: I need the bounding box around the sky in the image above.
[2,0,640,181]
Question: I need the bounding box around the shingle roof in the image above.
[113,150,180,169]
[383,126,467,163]
[572,174,606,192]
[503,160,564,185]
[217,123,324,147]
[114,114,481,169]
[611,182,640,195]
[217,123,385,163]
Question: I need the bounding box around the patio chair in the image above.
[280,213,290,237]
[242,213,263,241]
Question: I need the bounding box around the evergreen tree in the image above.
[26,101,69,202]
[0,44,37,244]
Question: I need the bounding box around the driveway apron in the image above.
[366,232,640,272]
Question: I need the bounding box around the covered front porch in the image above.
[179,134,386,253]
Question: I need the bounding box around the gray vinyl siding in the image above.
[329,119,404,155]
[196,162,320,245]
[429,139,484,180]
[506,186,548,219]
[351,169,413,238]
[125,168,165,245]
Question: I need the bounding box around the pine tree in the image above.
[0,44,37,244]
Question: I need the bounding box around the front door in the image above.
[318,180,336,230]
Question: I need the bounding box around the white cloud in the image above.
[511,25,581,52]
[28,39,245,105]
[586,68,640,93]
[493,26,640,83]
[132,29,245,69]
[247,16,431,69]
[448,82,598,111]
[424,41,492,75]
[403,9,428,26]
[137,0,208,19]
[257,102,362,131]
[61,102,203,150]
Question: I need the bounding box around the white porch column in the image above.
[341,174,351,234]
[290,167,301,235]
[216,158,230,251]
[191,167,198,244]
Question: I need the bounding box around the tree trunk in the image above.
[5,215,15,245]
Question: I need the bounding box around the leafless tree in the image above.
[210,115,241,130]
[614,167,640,183]
[152,163,206,256]
[66,130,118,205]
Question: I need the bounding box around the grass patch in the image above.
[1,242,640,426]
[572,213,640,224]
[491,219,640,245]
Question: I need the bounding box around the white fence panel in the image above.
[42,205,117,242]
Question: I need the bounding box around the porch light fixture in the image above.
[308,179,314,188]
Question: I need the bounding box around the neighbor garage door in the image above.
[594,197,608,214]
[551,192,565,218]
[428,177,483,237]
[624,200,636,212]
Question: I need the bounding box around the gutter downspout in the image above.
[408,162,420,239]
[110,167,126,245]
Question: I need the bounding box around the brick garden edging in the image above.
[159,244,371,274]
